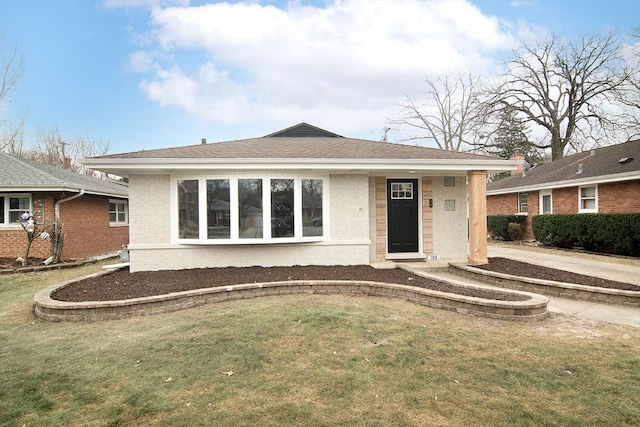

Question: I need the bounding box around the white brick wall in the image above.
[432,176,468,260]
[128,172,372,272]
[128,174,172,245]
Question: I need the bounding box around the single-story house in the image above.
[83,123,517,272]
[487,139,640,239]
[0,152,129,260]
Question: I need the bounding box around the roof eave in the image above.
[487,170,640,195]
[82,158,518,175]
[0,184,127,199]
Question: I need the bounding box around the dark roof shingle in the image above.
[0,152,128,197]
[487,140,640,193]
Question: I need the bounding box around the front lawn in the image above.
[1,264,639,426]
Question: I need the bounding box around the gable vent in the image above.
[618,157,633,165]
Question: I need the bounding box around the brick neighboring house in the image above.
[486,140,640,239]
[83,123,517,272]
[0,152,129,261]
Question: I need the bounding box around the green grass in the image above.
[1,264,639,426]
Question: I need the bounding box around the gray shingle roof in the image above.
[487,139,640,193]
[0,152,128,197]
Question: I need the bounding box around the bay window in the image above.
[175,176,327,242]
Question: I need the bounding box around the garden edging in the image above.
[33,268,549,322]
[449,263,640,306]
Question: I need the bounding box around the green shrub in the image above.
[487,215,527,241]
[532,213,640,256]
[507,222,523,241]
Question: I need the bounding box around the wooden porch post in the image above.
[467,170,488,265]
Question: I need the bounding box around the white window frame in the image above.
[539,191,552,215]
[517,192,528,214]
[109,199,129,226]
[579,185,598,213]
[0,193,32,228]
[172,174,329,244]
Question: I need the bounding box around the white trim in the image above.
[578,185,598,213]
[171,173,329,244]
[84,157,518,176]
[0,193,32,226]
[109,199,129,226]
[539,190,553,215]
[385,252,426,260]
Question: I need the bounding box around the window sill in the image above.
[176,237,327,245]
[109,223,129,228]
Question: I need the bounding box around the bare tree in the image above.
[392,72,486,151]
[487,32,630,160]
[20,127,110,175]
[0,31,25,152]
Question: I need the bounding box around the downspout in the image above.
[52,189,85,262]
[55,189,85,219]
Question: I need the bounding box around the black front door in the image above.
[387,179,419,253]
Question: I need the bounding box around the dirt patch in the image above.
[475,257,640,292]
[52,265,529,303]
[0,257,47,269]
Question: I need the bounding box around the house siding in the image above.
[432,176,468,259]
[0,192,128,260]
[127,173,371,272]
[487,179,640,239]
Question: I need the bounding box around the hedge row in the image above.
[487,215,527,241]
[532,213,640,256]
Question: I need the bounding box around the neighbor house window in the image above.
[518,192,528,213]
[579,185,598,213]
[175,176,327,242]
[0,194,31,225]
[109,200,128,226]
[540,191,552,215]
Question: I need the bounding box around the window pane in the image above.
[0,197,4,223]
[271,179,294,238]
[239,179,263,239]
[178,180,199,238]
[302,179,323,237]
[582,199,596,210]
[542,195,551,214]
[581,187,595,198]
[109,202,116,212]
[9,197,30,210]
[110,212,117,222]
[118,212,126,222]
[207,179,230,239]
[518,193,528,212]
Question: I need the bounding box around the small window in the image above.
[444,199,456,211]
[540,192,552,215]
[579,186,598,213]
[109,200,128,226]
[1,194,32,225]
[178,180,199,238]
[444,176,456,187]
[518,192,528,213]
[390,182,413,199]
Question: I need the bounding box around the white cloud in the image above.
[125,0,520,136]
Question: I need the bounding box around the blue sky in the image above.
[2,0,639,154]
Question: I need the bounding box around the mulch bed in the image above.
[41,257,640,303]
[475,257,640,292]
[52,265,530,303]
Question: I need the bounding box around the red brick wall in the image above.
[0,193,128,261]
[487,179,640,241]
[59,195,129,259]
[599,180,640,212]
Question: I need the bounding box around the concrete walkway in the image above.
[398,244,640,328]
[487,244,640,328]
